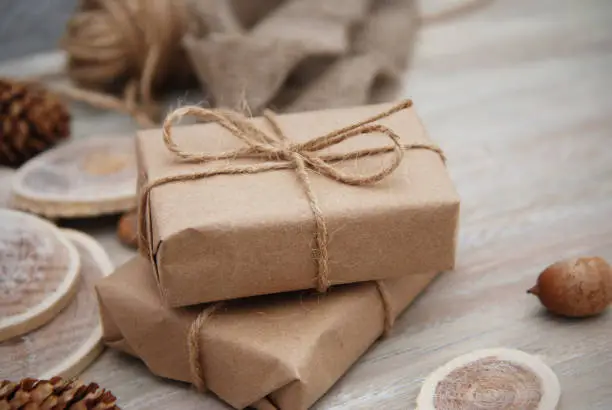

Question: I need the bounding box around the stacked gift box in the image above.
[95,101,460,409]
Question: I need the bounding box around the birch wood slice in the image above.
[416,348,561,410]
[11,136,137,218]
[0,209,80,342]
[0,229,113,380]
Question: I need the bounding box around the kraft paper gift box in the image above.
[136,101,459,307]
[96,256,439,410]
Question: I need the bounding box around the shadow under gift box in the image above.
[96,256,439,410]
[136,102,459,307]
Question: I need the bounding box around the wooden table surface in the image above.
[2,0,612,408]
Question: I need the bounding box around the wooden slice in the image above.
[0,229,114,380]
[0,209,80,342]
[416,348,561,410]
[11,136,137,218]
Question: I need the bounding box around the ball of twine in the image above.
[61,0,193,126]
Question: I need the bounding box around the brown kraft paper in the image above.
[136,102,459,306]
[96,256,440,410]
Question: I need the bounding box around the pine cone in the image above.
[0,78,70,167]
[0,377,119,410]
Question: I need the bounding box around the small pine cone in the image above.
[0,78,70,167]
[0,377,119,410]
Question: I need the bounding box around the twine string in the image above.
[187,304,222,392]
[138,100,445,293]
[375,281,395,336]
[188,281,394,392]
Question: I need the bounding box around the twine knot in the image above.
[138,100,446,294]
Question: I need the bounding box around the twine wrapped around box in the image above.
[138,100,445,295]
[135,101,459,306]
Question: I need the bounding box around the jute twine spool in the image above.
[59,0,194,126]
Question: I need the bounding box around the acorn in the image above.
[116,210,138,249]
[528,257,612,317]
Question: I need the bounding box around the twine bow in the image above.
[138,99,445,292]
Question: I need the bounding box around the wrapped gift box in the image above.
[136,101,459,306]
